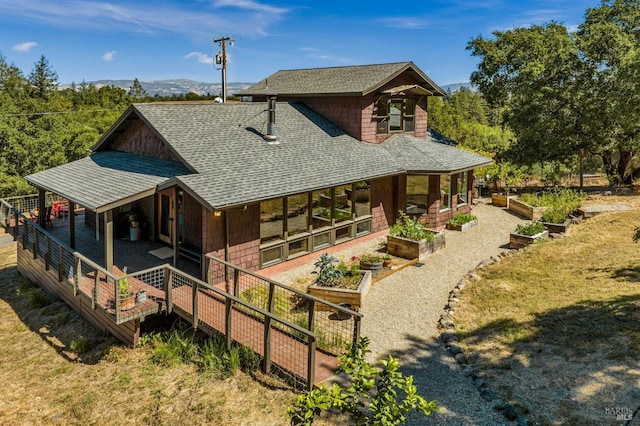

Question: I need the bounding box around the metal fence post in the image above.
[74,256,81,297]
[92,268,100,310]
[164,268,173,313]
[225,297,232,351]
[352,315,362,348]
[192,282,199,329]
[307,336,316,391]
[45,238,50,270]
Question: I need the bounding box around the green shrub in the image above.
[389,212,435,242]
[288,337,437,425]
[515,222,545,236]
[150,330,198,366]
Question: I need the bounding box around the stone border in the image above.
[437,249,534,425]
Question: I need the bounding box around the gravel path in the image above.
[361,200,526,425]
[272,199,527,425]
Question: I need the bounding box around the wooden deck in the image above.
[2,198,348,389]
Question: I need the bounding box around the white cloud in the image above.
[102,50,116,61]
[0,0,290,38]
[185,52,214,65]
[378,17,434,30]
[13,41,37,52]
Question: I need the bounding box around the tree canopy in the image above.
[468,0,640,184]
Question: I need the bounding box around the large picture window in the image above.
[457,172,468,206]
[260,182,372,267]
[406,175,429,215]
[376,97,416,135]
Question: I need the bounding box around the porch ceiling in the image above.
[25,151,191,213]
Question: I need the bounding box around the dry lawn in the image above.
[454,193,640,425]
[0,241,347,425]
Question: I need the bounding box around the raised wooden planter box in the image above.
[509,230,549,249]
[542,220,571,234]
[307,270,372,311]
[508,198,547,221]
[446,219,478,232]
[491,194,515,208]
[387,232,446,260]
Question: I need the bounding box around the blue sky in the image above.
[0,0,601,86]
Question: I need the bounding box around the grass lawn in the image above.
[0,240,349,425]
[454,195,640,424]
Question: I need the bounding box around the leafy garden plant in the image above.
[447,212,477,226]
[312,253,344,287]
[389,212,435,242]
[287,337,437,425]
[520,188,585,224]
[515,221,545,236]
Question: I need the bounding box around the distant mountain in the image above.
[441,82,475,93]
[59,79,253,97]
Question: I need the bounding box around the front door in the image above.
[158,192,174,244]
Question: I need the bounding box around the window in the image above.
[334,184,352,223]
[260,184,372,267]
[406,175,429,215]
[260,198,283,243]
[354,181,371,218]
[312,190,332,230]
[457,172,468,206]
[287,193,309,236]
[376,97,417,134]
[440,175,451,211]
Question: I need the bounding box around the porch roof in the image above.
[381,132,493,174]
[25,151,191,213]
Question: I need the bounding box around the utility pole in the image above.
[214,36,234,103]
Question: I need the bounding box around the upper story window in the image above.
[376,97,416,134]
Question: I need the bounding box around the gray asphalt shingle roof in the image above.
[25,102,492,212]
[237,62,446,97]
[381,132,493,173]
[25,151,191,212]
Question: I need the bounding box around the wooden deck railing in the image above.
[205,254,363,357]
[0,196,331,389]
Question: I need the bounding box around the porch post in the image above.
[69,201,76,249]
[104,210,113,272]
[172,187,179,267]
[38,188,46,228]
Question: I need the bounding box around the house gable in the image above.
[239,62,443,144]
[91,106,193,171]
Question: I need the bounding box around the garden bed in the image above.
[387,232,445,260]
[307,270,372,311]
[509,230,548,249]
[508,198,547,221]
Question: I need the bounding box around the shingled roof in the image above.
[381,132,492,174]
[237,62,447,97]
[25,101,491,212]
[25,151,191,213]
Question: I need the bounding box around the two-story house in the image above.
[25,62,491,276]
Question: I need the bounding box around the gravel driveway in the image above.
[360,200,526,425]
[271,199,526,425]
